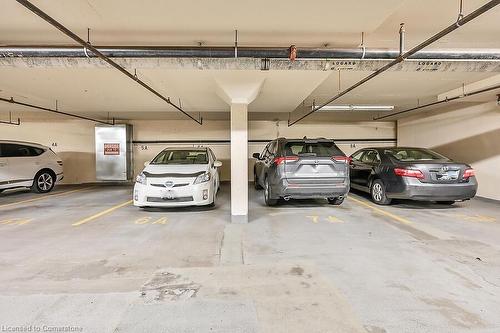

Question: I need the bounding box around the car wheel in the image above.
[436,201,455,205]
[328,197,345,205]
[32,171,55,193]
[371,179,391,205]
[254,172,262,190]
[264,177,278,206]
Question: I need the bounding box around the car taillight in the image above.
[463,168,475,179]
[274,156,299,165]
[332,156,351,163]
[394,168,424,179]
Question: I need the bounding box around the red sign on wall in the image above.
[104,143,120,155]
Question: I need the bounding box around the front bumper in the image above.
[272,178,350,199]
[133,181,213,207]
[387,177,478,201]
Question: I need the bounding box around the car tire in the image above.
[264,177,278,206]
[254,172,262,190]
[31,170,55,194]
[328,197,345,205]
[436,201,455,205]
[371,179,392,205]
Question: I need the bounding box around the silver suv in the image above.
[253,138,350,206]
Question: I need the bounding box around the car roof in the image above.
[364,147,429,150]
[0,140,48,149]
[278,137,333,142]
[161,147,208,151]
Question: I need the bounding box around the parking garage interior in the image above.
[1,1,500,332]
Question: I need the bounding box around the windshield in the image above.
[151,149,208,165]
[385,148,448,162]
[284,141,344,157]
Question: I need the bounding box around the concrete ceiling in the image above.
[1,0,500,48]
[0,0,499,122]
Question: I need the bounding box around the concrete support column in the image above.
[214,72,265,223]
[230,103,249,223]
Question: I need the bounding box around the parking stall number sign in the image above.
[104,143,120,155]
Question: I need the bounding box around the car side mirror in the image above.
[214,160,222,168]
[252,153,261,159]
[144,161,150,167]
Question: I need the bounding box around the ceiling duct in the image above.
[1,46,500,61]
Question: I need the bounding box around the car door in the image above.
[3,143,41,186]
[0,144,10,188]
[256,142,272,182]
[357,150,380,188]
[263,141,277,179]
[349,150,366,187]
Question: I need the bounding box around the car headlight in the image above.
[136,172,147,185]
[193,171,211,184]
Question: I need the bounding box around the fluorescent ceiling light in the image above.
[316,105,395,112]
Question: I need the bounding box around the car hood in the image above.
[142,164,209,177]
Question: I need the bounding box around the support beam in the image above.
[215,73,265,223]
[230,103,249,223]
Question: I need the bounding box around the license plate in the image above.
[437,170,459,181]
[161,190,175,199]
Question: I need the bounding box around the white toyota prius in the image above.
[134,147,221,208]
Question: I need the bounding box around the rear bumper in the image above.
[387,178,478,201]
[272,178,349,199]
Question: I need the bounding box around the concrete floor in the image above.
[0,183,499,333]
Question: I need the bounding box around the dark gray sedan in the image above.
[349,147,477,205]
[253,138,350,206]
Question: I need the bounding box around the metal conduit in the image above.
[0,96,114,125]
[373,84,500,120]
[287,0,500,126]
[1,46,500,60]
[15,0,202,125]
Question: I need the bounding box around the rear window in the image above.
[284,141,344,157]
[151,149,208,165]
[384,148,448,162]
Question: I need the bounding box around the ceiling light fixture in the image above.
[315,105,395,112]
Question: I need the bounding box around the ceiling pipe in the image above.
[288,0,500,126]
[2,46,500,60]
[0,96,115,125]
[373,84,500,120]
[14,0,202,125]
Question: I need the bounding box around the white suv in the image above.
[0,140,64,194]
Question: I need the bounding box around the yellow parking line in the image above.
[348,195,413,225]
[72,200,133,226]
[0,187,93,209]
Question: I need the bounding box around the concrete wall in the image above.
[1,117,395,183]
[398,101,500,200]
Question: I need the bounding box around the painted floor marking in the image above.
[348,195,413,225]
[0,187,93,209]
[72,200,133,226]
[327,215,344,223]
[0,218,33,226]
[133,216,169,225]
